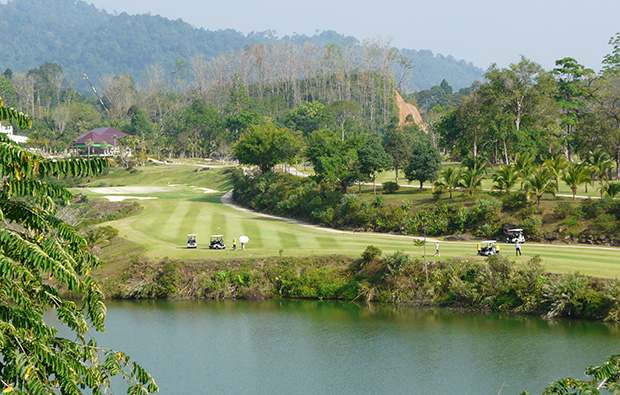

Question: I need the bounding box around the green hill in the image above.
[0,0,484,92]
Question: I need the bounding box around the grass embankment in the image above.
[75,163,620,281]
[102,252,620,322]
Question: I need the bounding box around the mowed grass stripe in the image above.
[277,231,300,250]
[316,236,339,249]
[210,211,228,238]
[160,199,193,244]
[242,221,263,248]
[180,200,202,241]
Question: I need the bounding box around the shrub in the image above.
[361,245,382,263]
[476,223,498,239]
[521,216,543,241]
[383,181,399,194]
[595,213,618,233]
[156,260,182,298]
[380,251,411,282]
[471,198,503,224]
[501,192,528,210]
[553,201,574,220]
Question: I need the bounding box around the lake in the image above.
[90,300,619,394]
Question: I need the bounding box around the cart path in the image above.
[220,190,438,242]
[221,190,620,251]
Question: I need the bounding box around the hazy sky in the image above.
[85,0,619,71]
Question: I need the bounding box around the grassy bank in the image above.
[101,250,620,322]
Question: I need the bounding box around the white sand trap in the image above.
[87,186,175,194]
[193,187,219,193]
[103,196,158,202]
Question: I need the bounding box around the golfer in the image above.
[232,237,237,251]
[434,242,440,257]
[515,240,522,256]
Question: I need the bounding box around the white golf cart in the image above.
[209,234,226,249]
[478,240,498,256]
[187,234,197,249]
[506,229,525,244]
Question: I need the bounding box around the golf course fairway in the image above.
[79,164,620,279]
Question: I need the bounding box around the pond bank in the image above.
[101,251,620,323]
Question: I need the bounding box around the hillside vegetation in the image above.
[0,0,484,91]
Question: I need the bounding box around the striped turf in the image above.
[84,183,620,278]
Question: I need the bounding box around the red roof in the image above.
[74,127,128,146]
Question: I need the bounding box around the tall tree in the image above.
[553,57,595,161]
[383,128,412,185]
[404,138,442,190]
[602,32,620,75]
[305,129,361,193]
[0,96,157,394]
[357,134,392,195]
[233,122,300,174]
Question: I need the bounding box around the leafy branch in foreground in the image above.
[520,354,620,395]
[0,98,157,394]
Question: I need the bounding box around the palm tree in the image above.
[85,138,94,158]
[458,167,485,196]
[462,154,490,174]
[435,167,461,202]
[600,181,620,199]
[543,155,566,185]
[561,162,591,200]
[525,167,557,206]
[492,164,519,194]
[514,152,534,191]
[586,150,615,197]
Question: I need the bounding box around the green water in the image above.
[96,300,619,394]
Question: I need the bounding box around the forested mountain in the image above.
[0,0,484,93]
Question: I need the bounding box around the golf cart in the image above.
[209,235,226,250]
[187,234,197,249]
[478,240,498,256]
[506,229,525,244]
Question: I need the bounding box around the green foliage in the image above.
[305,129,362,192]
[404,139,442,188]
[361,245,382,263]
[382,181,399,193]
[0,104,157,392]
[233,122,300,174]
[521,216,543,241]
[541,353,620,394]
[156,260,183,298]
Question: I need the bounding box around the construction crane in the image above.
[82,73,109,114]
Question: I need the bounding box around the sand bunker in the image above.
[87,186,175,194]
[192,187,219,193]
[103,196,158,202]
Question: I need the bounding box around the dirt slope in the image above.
[395,91,426,131]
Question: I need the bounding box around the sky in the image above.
[84,0,619,72]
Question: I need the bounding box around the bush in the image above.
[471,198,503,224]
[383,181,399,194]
[521,216,543,241]
[476,223,498,239]
[501,192,528,210]
[156,260,182,298]
[595,213,618,233]
[553,201,574,220]
[361,245,382,263]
